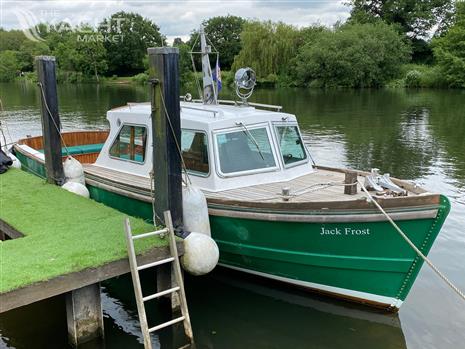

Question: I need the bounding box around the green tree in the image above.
[433,2,465,87]
[232,21,300,79]
[0,29,27,51]
[16,40,51,72]
[98,12,165,75]
[189,15,245,70]
[293,22,410,88]
[347,0,455,38]
[173,40,194,85]
[54,28,108,81]
[0,50,20,82]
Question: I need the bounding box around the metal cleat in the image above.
[378,173,407,196]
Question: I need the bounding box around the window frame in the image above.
[108,123,148,165]
[212,123,280,178]
[181,128,211,178]
[272,122,309,169]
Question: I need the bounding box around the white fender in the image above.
[61,181,90,198]
[7,152,21,169]
[181,232,219,276]
[63,156,85,185]
[182,185,211,236]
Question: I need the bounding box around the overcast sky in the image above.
[0,0,350,42]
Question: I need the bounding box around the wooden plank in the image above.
[0,219,24,239]
[0,243,183,314]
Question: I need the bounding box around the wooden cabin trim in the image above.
[17,130,109,150]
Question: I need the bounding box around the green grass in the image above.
[0,169,165,293]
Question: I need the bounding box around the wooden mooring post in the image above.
[35,55,104,347]
[147,47,183,228]
[147,47,184,342]
[35,56,65,186]
[344,171,358,195]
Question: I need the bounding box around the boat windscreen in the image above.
[275,125,307,165]
[216,127,276,174]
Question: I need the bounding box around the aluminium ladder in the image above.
[123,211,194,349]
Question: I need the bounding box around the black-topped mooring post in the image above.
[147,47,184,343]
[35,56,65,185]
[147,47,183,228]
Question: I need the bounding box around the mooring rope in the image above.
[358,179,465,302]
[37,82,70,157]
[149,170,166,227]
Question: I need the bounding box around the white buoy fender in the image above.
[61,181,90,198]
[182,185,211,236]
[7,152,21,169]
[181,232,219,276]
[63,156,85,185]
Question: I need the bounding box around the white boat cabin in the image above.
[95,101,314,192]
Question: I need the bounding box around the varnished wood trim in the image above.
[17,131,109,150]
[208,208,438,223]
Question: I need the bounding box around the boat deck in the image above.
[83,164,418,203]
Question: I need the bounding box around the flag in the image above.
[213,57,222,92]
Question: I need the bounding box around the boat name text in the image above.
[320,227,370,236]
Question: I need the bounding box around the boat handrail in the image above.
[181,105,219,117]
[184,98,283,112]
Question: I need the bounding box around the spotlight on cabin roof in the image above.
[234,67,256,105]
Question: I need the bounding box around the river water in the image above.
[0,82,464,349]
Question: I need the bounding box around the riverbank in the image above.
[12,64,454,89]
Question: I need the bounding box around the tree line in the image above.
[1,1,464,88]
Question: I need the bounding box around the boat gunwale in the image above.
[14,132,440,214]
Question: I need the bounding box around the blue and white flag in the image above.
[213,57,222,92]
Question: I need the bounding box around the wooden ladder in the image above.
[123,211,194,349]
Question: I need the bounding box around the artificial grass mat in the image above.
[0,169,166,293]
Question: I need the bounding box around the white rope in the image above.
[358,179,465,302]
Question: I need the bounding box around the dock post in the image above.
[147,47,183,340]
[35,56,65,185]
[66,283,104,347]
[147,47,183,228]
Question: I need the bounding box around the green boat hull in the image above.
[16,152,450,309]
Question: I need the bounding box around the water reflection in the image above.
[1,83,465,348]
[0,270,407,349]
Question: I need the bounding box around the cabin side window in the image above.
[216,127,277,175]
[109,125,147,163]
[274,125,307,166]
[181,130,209,175]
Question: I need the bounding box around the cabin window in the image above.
[109,125,147,163]
[216,127,277,174]
[275,125,307,166]
[181,130,209,175]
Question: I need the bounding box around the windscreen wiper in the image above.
[236,122,265,161]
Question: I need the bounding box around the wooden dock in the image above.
[0,169,180,345]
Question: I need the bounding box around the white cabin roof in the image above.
[108,101,297,131]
